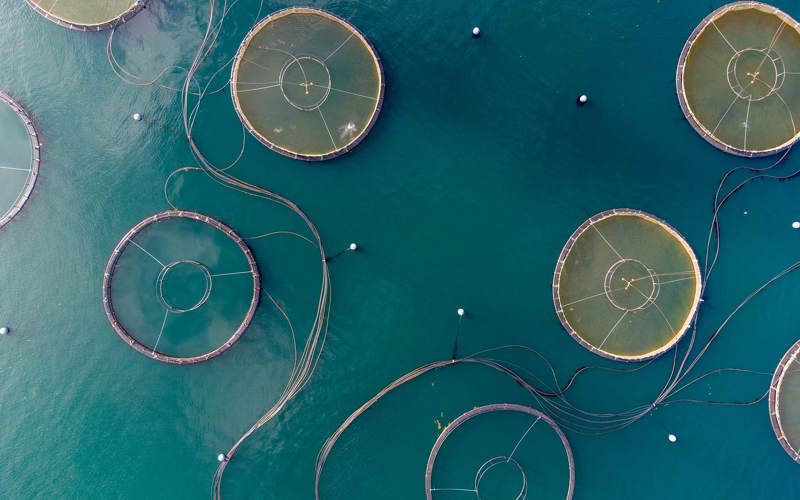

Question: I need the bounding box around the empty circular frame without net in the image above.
[677,1,800,157]
[231,7,385,161]
[553,209,702,362]
[0,91,41,231]
[769,339,800,463]
[102,210,260,365]
[25,0,148,31]
[424,404,575,500]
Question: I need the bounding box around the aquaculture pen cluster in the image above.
[10,0,800,498]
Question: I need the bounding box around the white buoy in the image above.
[792,221,800,229]
[743,211,748,215]
[668,434,677,443]
[133,113,142,122]
[472,26,481,38]
[457,308,465,317]
[217,453,226,462]
[577,94,588,106]
[349,243,358,251]
[0,327,7,335]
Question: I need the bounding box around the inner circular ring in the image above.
[726,48,785,102]
[157,260,213,314]
[603,258,660,312]
[474,456,527,500]
[279,55,332,111]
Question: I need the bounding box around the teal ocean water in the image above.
[1,0,800,498]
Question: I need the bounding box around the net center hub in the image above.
[157,260,212,313]
[279,55,332,111]
[604,259,660,312]
[474,457,527,500]
[727,48,785,101]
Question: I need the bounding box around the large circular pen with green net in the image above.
[552,209,702,362]
[677,2,800,157]
[24,0,147,31]
[230,7,385,161]
[0,91,41,231]
[769,339,800,463]
[102,211,260,364]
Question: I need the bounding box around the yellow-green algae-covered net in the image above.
[0,92,40,231]
[552,209,702,362]
[231,7,384,161]
[769,339,800,463]
[677,2,800,157]
[25,0,147,31]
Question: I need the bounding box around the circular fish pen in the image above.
[553,209,702,362]
[102,210,260,364]
[769,339,800,463]
[677,2,800,157]
[24,0,148,31]
[0,91,41,231]
[230,7,385,161]
[424,404,575,500]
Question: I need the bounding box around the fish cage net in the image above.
[677,1,800,157]
[24,0,147,31]
[230,7,384,161]
[552,209,702,362]
[769,339,800,463]
[0,92,41,231]
[102,211,260,364]
[424,404,575,500]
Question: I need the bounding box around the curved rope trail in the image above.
[170,2,333,498]
[106,1,331,497]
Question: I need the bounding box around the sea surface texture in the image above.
[1,0,799,498]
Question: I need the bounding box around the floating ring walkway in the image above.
[24,0,148,31]
[677,2,800,157]
[102,210,260,364]
[0,91,41,231]
[769,339,800,463]
[425,404,575,500]
[231,7,385,161]
[553,209,702,362]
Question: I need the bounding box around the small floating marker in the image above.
[577,94,589,106]
[0,327,7,335]
[349,242,358,251]
[743,211,748,215]
[472,26,481,38]
[792,221,800,229]
[217,453,227,462]
[132,113,142,122]
[457,308,465,317]
[668,433,677,443]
